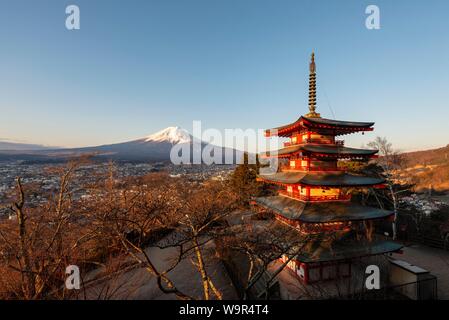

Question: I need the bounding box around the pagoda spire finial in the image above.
[305,51,320,118]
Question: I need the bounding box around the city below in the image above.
[0,159,235,215]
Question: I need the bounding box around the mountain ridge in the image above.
[0,140,57,151]
[0,127,243,163]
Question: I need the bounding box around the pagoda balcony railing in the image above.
[283,139,341,147]
[281,164,344,172]
[279,190,351,202]
[303,138,336,145]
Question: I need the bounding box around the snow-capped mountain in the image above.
[0,126,243,163]
[60,126,197,160]
[144,126,192,144]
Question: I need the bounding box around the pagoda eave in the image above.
[253,196,394,223]
[262,147,378,160]
[295,238,403,263]
[265,116,375,137]
[257,172,385,187]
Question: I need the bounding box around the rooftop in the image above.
[263,144,378,158]
[297,238,402,263]
[265,116,375,137]
[253,196,393,223]
[258,171,385,187]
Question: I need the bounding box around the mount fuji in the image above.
[143,126,192,145]
[0,127,243,163]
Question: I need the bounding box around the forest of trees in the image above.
[0,154,296,300]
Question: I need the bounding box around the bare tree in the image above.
[367,136,409,240]
[217,211,323,300]
[0,159,100,299]
[83,165,239,300]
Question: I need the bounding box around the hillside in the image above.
[403,145,449,167]
[400,145,449,192]
[0,141,56,151]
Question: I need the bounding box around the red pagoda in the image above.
[253,52,402,285]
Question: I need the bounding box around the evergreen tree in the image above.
[231,153,260,206]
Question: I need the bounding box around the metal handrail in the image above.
[356,275,438,300]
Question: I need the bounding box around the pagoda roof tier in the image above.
[296,238,402,263]
[258,171,385,187]
[262,144,378,158]
[265,116,374,137]
[253,196,393,223]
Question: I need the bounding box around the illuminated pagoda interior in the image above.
[253,52,402,285]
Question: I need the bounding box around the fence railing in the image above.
[409,235,449,251]
[279,190,351,202]
[375,214,449,251]
[354,275,438,300]
[280,164,343,172]
[283,139,344,147]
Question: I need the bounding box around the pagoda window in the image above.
[291,136,297,144]
[287,186,293,194]
[310,187,340,197]
[301,160,309,168]
[302,133,311,143]
[290,160,296,168]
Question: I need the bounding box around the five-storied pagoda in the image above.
[253,53,402,285]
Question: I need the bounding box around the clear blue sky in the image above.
[1,0,448,152]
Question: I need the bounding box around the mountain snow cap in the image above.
[144,126,192,144]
